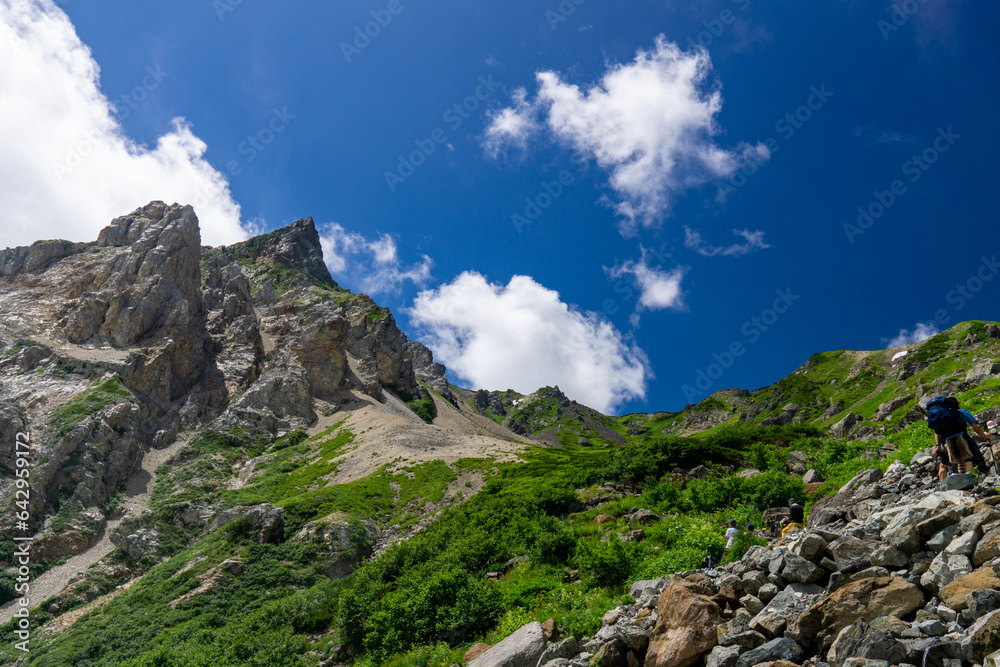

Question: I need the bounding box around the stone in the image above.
[842,660,887,667]
[602,609,621,626]
[739,595,764,616]
[741,571,767,596]
[749,587,822,638]
[921,552,974,595]
[467,622,547,667]
[803,469,824,484]
[974,527,1000,566]
[536,638,578,666]
[968,589,1000,619]
[986,648,1000,667]
[615,625,648,655]
[941,566,1000,611]
[735,638,804,667]
[630,578,667,598]
[963,609,1000,663]
[827,619,907,667]
[870,545,908,569]
[706,644,743,667]
[839,468,883,495]
[787,577,923,651]
[757,584,779,603]
[592,638,628,667]
[961,509,1000,536]
[645,579,725,667]
[787,451,809,475]
[541,618,558,641]
[940,473,978,491]
[781,551,824,584]
[868,615,910,636]
[629,509,659,528]
[944,530,979,558]
[719,631,767,650]
[881,507,935,554]
[900,637,963,667]
[927,525,963,553]
[828,536,877,572]
[792,533,828,562]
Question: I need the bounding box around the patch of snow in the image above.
[892,350,909,362]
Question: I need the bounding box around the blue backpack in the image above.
[927,396,966,438]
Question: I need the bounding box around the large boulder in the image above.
[826,620,906,667]
[787,577,922,651]
[646,579,725,667]
[467,622,547,667]
[839,468,883,495]
[941,566,1000,611]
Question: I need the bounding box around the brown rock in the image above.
[941,567,1000,611]
[787,577,922,650]
[541,618,558,641]
[594,515,615,525]
[646,579,725,667]
[967,609,1000,662]
[804,482,824,496]
[465,643,492,663]
[974,527,1000,566]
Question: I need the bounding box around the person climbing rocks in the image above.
[782,498,804,537]
[954,398,998,475]
[725,519,739,550]
[927,396,975,475]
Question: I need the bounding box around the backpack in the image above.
[927,396,966,437]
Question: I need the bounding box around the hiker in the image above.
[782,498,804,537]
[955,398,997,475]
[927,396,975,475]
[724,519,739,550]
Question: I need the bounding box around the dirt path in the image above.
[0,435,190,625]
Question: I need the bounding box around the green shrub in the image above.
[575,535,640,588]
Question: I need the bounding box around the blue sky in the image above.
[1,0,997,414]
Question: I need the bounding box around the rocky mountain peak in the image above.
[225,216,336,289]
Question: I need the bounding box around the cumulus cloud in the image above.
[483,36,769,232]
[408,272,651,413]
[606,250,686,313]
[319,224,432,295]
[684,227,771,257]
[884,321,940,348]
[0,0,251,249]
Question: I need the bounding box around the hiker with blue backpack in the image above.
[927,396,994,477]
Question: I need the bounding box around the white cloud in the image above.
[483,36,769,232]
[684,227,771,257]
[884,321,940,348]
[606,251,686,313]
[408,272,650,413]
[0,0,251,249]
[319,223,432,295]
